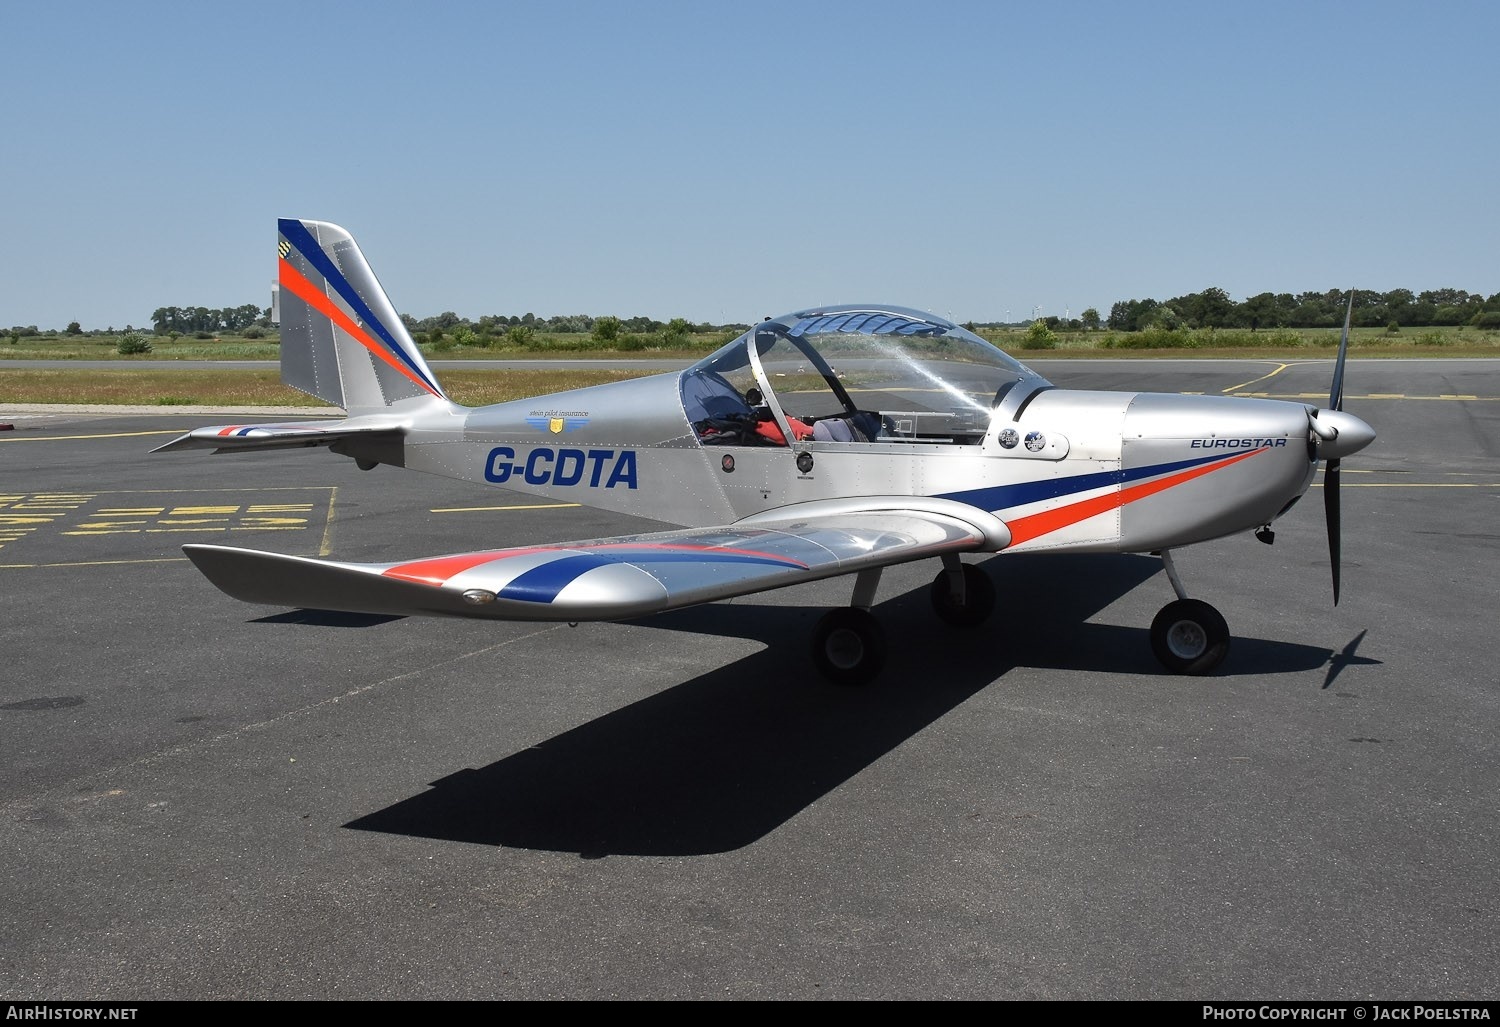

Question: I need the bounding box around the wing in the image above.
[183,497,1010,621]
[151,418,404,456]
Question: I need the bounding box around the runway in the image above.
[2,359,1497,999]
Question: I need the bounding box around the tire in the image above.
[1150,598,1230,675]
[811,608,887,686]
[929,564,996,628]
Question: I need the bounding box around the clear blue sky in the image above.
[4,0,1496,329]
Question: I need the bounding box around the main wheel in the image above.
[811,608,887,686]
[1150,598,1230,675]
[929,564,996,628]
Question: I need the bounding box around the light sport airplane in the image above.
[159,219,1376,683]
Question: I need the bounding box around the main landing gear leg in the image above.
[811,568,887,686]
[1149,550,1231,675]
[929,554,996,628]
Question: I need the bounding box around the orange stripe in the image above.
[382,548,552,586]
[1006,448,1266,547]
[278,257,438,396]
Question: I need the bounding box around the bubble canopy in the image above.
[679,305,1051,444]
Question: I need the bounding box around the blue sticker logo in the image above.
[525,414,589,434]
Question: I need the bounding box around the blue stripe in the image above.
[278,219,440,395]
[498,550,804,604]
[939,450,1251,512]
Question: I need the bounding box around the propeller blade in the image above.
[1325,457,1342,605]
[1319,291,1354,604]
[1330,291,1353,412]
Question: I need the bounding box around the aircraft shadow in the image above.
[345,554,1335,856]
[252,610,407,628]
[623,553,1335,677]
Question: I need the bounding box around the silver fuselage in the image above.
[396,371,1328,556]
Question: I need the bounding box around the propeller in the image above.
[1323,293,1354,604]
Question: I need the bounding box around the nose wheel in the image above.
[1150,598,1230,675]
[1149,551,1231,674]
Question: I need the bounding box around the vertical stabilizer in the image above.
[276,218,446,413]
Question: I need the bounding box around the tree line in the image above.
[1097,287,1500,333]
[150,304,270,334]
[45,285,1499,342]
[397,311,740,337]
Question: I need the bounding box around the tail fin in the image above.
[276,219,446,413]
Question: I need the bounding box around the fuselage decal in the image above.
[1004,447,1267,547]
[484,447,638,489]
[940,448,1265,513]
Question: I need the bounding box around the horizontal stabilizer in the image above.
[152,419,404,455]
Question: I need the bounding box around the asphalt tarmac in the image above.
[1,359,1496,999]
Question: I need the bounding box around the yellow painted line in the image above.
[1220,362,1291,394]
[67,487,337,495]
[0,557,191,569]
[1350,469,1494,477]
[430,502,583,513]
[0,485,335,556]
[0,430,182,442]
[1234,393,1499,401]
[319,486,338,557]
